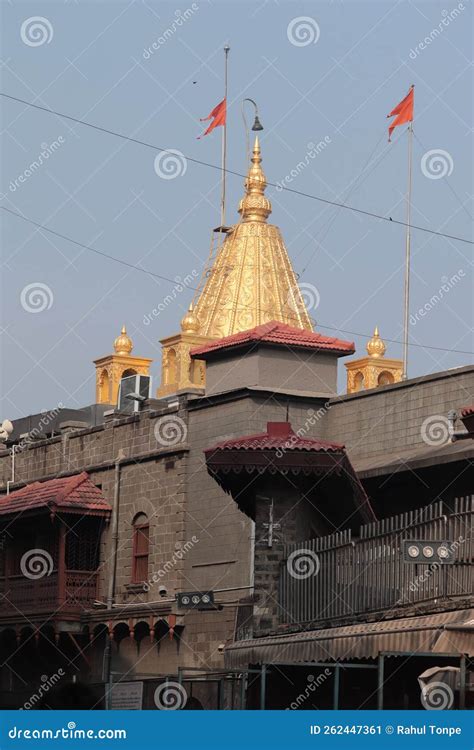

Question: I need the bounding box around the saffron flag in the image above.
[387,86,414,141]
[198,98,226,138]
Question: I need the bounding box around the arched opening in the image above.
[164,349,177,386]
[134,621,150,653]
[99,369,110,403]
[121,368,137,379]
[354,372,364,392]
[378,370,394,387]
[189,358,204,387]
[132,513,149,584]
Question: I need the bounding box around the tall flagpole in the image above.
[402,87,414,380]
[220,45,230,229]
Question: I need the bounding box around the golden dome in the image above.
[181,305,200,334]
[114,325,133,355]
[366,326,386,358]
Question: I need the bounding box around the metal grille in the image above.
[280,497,473,626]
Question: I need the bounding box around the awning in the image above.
[432,615,474,656]
[225,609,474,667]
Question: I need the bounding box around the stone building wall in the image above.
[327,366,474,463]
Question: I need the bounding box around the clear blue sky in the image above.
[1,0,472,419]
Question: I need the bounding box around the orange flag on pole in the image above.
[198,98,226,138]
[387,86,414,141]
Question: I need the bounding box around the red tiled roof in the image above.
[0,472,112,517]
[461,404,474,418]
[191,321,355,358]
[206,422,344,454]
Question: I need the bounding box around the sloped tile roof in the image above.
[206,422,344,453]
[191,321,354,358]
[0,472,111,517]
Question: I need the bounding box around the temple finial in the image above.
[238,135,272,222]
[367,326,386,358]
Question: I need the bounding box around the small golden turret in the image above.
[94,325,152,404]
[345,326,402,393]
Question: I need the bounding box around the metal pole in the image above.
[402,99,414,380]
[220,45,230,229]
[459,654,466,710]
[260,664,266,710]
[377,654,384,710]
[333,665,340,710]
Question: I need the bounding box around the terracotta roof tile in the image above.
[206,422,344,453]
[0,472,111,517]
[461,404,474,418]
[191,321,354,358]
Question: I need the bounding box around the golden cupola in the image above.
[157,135,314,397]
[345,326,403,393]
[366,326,386,358]
[94,325,153,405]
[114,325,133,355]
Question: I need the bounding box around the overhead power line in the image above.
[1,92,473,246]
[3,205,473,356]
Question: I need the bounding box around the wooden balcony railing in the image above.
[0,569,98,618]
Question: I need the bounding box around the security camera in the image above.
[217,643,225,653]
[158,585,167,598]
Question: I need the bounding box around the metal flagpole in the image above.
[402,88,414,380]
[220,45,230,229]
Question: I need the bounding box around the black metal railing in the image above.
[280,497,473,626]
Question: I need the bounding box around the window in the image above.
[132,514,149,583]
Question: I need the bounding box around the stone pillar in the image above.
[253,483,301,636]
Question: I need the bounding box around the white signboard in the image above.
[110,680,144,710]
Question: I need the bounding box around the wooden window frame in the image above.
[131,521,149,584]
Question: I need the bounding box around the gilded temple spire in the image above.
[157,134,314,395]
[189,135,312,339]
